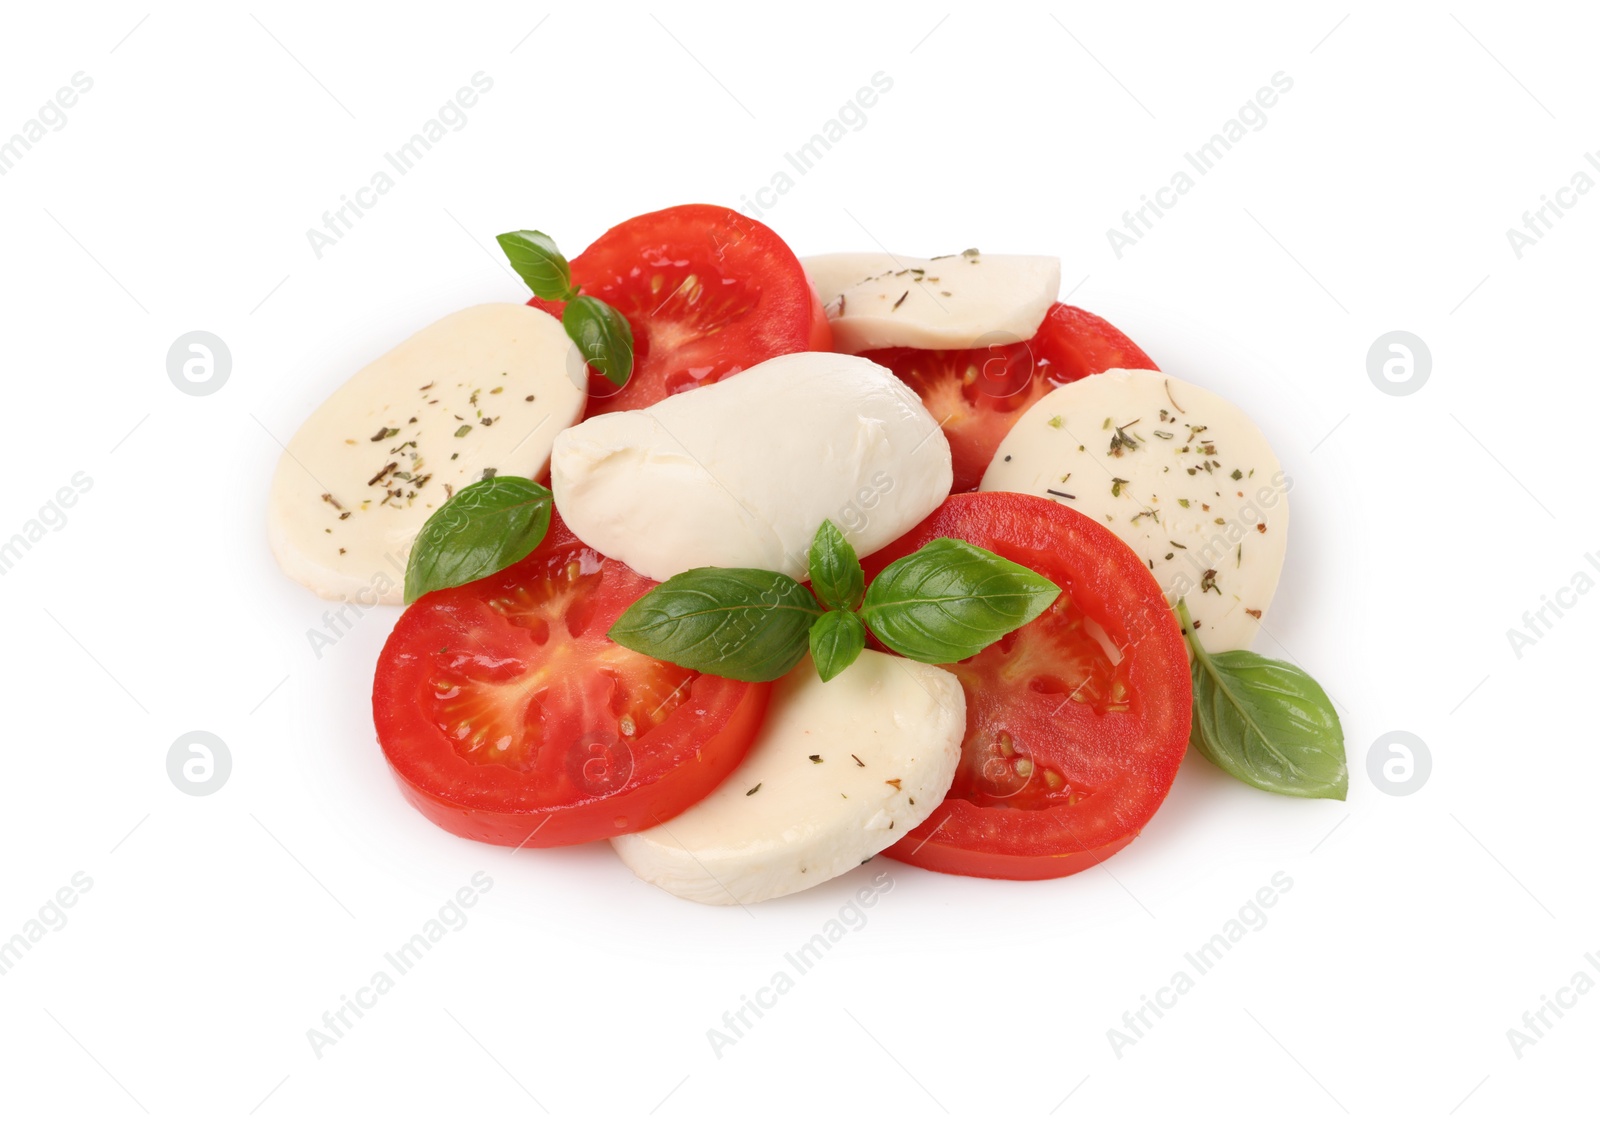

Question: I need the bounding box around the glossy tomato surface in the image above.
[862,493,1191,879]
[373,514,769,847]
[531,203,827,416]
[865,303,1156,492]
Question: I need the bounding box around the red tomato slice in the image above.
[860,493,1191,880]
[373,513,769,847]
[530,204,826,417]
[863,303,1157,493]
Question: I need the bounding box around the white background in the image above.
[1,2,1593,1124]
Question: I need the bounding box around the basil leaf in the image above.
[608,568,821,682]
[562,296,634,388]
[495,230,578,300]
[809,610,866,683]
[403,476,552,603]
[808,519,864,612]
[861,537,1060,664]
[1180,601,1348,800]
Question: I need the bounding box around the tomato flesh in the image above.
[530,204,823,416]
[861,493,1191,879]
[865,303,1157,492]
[373,514,769,846]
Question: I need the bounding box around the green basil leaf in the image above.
[403,476,552,603]
[808,519,864,612]
[860,537,1060,664]
[608,568,821,682]
[809,609,866,683]
[1180,601,1348,800]
[495,230,578,300]
[562,296,634,388]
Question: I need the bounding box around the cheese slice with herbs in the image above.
[802,251,1060,353]
[268,304,586,603]
[612,652,964,906]
[980,369,1289,652]
[802,253,901,307]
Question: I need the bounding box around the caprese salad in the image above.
[267,203,1347,906]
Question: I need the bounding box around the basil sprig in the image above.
[496,229,633,388]
[861,538,1060,665]
[562,296,634,388]
[607,521,1060,683]
[809,609,866,683]
[495,230,579,301]
[608,569,819,683]
[403,476,552,603]
[808,519,865,612]
[1179,600,1348,800]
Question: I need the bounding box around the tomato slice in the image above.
[860,493,1191,879]
[372,513,769,847]
[863,303,1157,493]
[530,204,826,417]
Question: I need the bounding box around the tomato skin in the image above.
[861,493,1191,880]
[385,688,768,848]
[528,204,818,417]
[865,303,1156,493]
[805,283,834,352]
[373,514,769,847]
[894,828,1141,881]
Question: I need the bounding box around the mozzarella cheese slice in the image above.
[980,369,1289,652]
[611,652,965,905]
[268,303,586,603]
[801,252,901,307]
[802,251,1060,353]
[549,351,952,581]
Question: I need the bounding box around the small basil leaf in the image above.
[861,537,1060,665]
[809,610,866,683]
[808,519,864,612]
[562,296,634,388]
[495,230,578,300]
[1180,601,1348,800]
[608,568,821,682]
[403,476,552,603]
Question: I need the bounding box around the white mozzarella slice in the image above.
[549,351,952,581]
[611,652,964,906]
[268,304,586,603]
[980,369,1289,652]
[802,251,1060,353]
[801,253,900,307]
